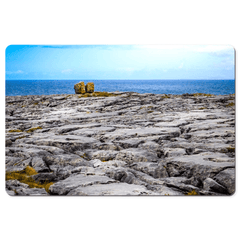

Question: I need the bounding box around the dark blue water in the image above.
[5,80,235,96]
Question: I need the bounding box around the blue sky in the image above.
[5,45,235,80]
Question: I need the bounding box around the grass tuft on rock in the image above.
[16,135,26,140]
[162,94,170,99]
[65,95,71,99]
[226,102,235,107]
[26,126,42,133]
[24,166,38,175]
[193,93,214,97]
[6,166,53,193]
[227,147,235,153]
[185,190,198,195]
[78,92,115,98]
[44,182,54,193]
[9,129,22,133]
[79,153,87,158]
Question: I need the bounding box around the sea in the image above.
[5,80,235,96]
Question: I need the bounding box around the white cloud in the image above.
[134,45,190,50]
[178,62,184,69]
[134,45,234,55]
[214,57,235,70]
[195,45,234,58]
[6,70,24,74]
[196,45,233,53]
[61,69,72,73]
[125,68,135,72]
[117,67,135,72]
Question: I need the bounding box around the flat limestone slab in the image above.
[67,182,155,196]
[115,148,159,163]
[189,127,235,139]
[166,154,234,181]
[103,127,181,140]
[49,174,116,195]
[22,133,101,151]
[15,188,49,196]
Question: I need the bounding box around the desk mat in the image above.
[5,45,235,196]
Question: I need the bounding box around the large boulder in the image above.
[74,82,86,94]
[85,82,94,93]
[213,168,235,195]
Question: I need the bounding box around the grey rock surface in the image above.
[203,177,228,194]
[5,92,235,195]
[213,168,235,195]
[49,174,116,195]
[67,182,156,196]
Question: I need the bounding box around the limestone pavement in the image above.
[5,92,235,196]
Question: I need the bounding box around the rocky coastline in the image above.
[5,91,235,196]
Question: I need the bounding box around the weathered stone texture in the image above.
[5,92,235,196]
[74,82,86,94]
[85,82,94,93]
